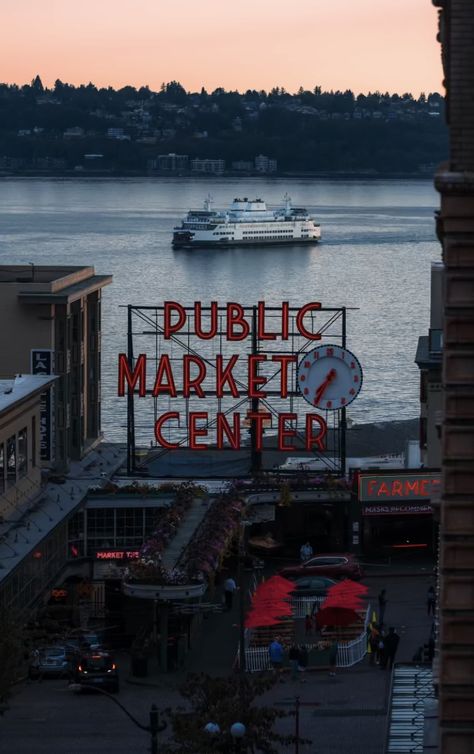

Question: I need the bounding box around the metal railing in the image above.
[239,604,370,672]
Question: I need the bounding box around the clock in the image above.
[297,344,363,410]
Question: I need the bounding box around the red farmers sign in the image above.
[118,301,329,451]
[358,472,441,503]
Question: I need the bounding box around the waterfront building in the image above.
[190,158,225,175]
[0,374,67,615]
[152,153,189,172]
[254,154,277,173]
[415,261,443,467]
[0,265,112,470]
[232,160,254,172]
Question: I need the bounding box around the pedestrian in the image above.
[298,645,308,682]
[378,589,387,626]
[300,541,313,562]
[305,614,313,635]
[380,627,400,670]
[328,639,338,676]
[377,627,385,666]
[289,644,300,681]
[223,576,237,610]
[268,636,285,681]
[427,586,436,616]
[368,623,380,666]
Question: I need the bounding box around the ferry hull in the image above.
[172,237,320,249]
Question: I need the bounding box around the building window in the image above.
[32,416,36,467]
[18,427,28,478]
[7,435,16,485]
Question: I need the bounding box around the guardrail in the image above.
[239,604,370,672]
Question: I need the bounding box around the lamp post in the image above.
[69,683,166,753]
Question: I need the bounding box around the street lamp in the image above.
[204,721,247,752]
[68,683,166,753]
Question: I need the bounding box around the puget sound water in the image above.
[0,177,441,444]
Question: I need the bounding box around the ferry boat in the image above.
[172,194,321,248]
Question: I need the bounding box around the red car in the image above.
[279,553,363,580]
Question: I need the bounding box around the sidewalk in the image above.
[125,562,435,753]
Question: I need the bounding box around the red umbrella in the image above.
[316,606,361,628]
[326,579,369,598]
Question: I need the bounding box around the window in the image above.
[32,416,36,467]
[18,427,28,478]
[7,435,16,485]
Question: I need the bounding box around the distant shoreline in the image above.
[0,170,435,181]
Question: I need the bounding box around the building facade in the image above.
[0,266,112,470]
[415,261,443,468]
[190,158,225,175]
[433,1,474,750]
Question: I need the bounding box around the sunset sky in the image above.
[2,0,443,95]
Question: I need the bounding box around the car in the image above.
[279,553,364,580]
[28,646,71,679]
[289,575,338,597]
[74,652,119,693]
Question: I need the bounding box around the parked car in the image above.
[29,646,71,679]
[289,576,338,597]
[74,652,119,693]
[280,553,364,580]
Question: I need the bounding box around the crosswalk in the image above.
[385,664,435,753]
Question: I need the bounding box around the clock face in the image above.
[297,344,363,410]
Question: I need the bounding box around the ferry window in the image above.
[7,435,16,485]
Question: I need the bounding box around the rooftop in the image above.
[0,374,57,413]
[0,265,112,303]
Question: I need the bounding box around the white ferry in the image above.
[172,194,321,248]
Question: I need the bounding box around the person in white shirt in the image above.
[300,542,313,562]
[224,577,237,609]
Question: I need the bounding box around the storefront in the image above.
[356,471,440,555]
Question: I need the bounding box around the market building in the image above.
[0,265,112,470]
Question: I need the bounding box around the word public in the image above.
[118,301,328,451]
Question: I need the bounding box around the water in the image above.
[0,177,441,442]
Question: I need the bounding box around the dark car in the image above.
[290,576,337,596]
[280,553,364,580]
[74,652,119,693]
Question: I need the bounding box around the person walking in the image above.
[300,541,313,562]
[368,623,380,666]
[305,614,313,636]
[378,589,387,626]
[268,636,285,681]
[289,644,300,681]
[298,645,308,682]
[427,586,436,616]
[328,639,338,677]
[223,576,237,610]
[380,627,400,670]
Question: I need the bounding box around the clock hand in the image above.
[314,368,337,404]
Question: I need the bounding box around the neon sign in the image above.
[117,301,342,451]
[95,550,140,560]
[359,473,440,503]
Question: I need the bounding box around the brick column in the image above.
[433,1,474,750]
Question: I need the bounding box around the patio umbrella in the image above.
[326,579,369,598]
[316,606,361,628]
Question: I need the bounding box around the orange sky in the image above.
[1,0,443,94]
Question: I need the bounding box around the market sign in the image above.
[117,301,363,452]
[358,472,441,503]
[95,550,140,560]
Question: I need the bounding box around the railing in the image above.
[239,604,370,672]
[291,595,325,617]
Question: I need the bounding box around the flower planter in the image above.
[122,581,207,600]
